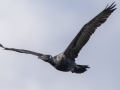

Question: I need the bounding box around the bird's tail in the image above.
[72,65,90,74]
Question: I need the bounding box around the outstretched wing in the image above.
[64,2,117,59]
[0,44,43,56]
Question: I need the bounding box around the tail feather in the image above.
[72,65,90,74]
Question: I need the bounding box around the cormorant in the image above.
[0,2,117,74]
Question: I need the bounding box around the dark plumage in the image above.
[0,2,117,74]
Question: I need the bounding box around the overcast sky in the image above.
[0,0,120,90]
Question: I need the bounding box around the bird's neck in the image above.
[48,57,56,67]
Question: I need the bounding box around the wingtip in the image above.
[0,44,4,48]
[105,2,117,10]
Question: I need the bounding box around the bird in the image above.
[0,2,117,74]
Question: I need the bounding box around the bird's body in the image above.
[0,2,117,74]
[39,53,76,72]
[53,53,76,72]
[38,53,88,73]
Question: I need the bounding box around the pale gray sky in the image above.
[0,0,120,90]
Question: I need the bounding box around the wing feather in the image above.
[64,2,117,59]
[0,44,43,56]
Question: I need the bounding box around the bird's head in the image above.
[38,55,52,62]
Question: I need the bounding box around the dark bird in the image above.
[0,2,117,74]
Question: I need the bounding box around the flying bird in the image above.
[0,2,117,74]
